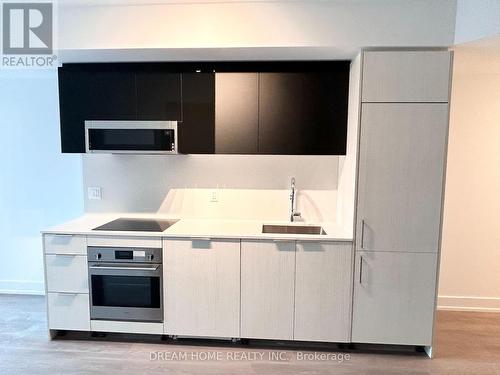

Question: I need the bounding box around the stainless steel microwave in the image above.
[85,121,178,154]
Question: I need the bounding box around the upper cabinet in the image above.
[136,68,182,121]
[178,73,216,154]
[58,64,183,153]
[215,73,259,154]
[213,69,349,155]
[362,50,451,103]
[258,72,348,155]
[58,61,349,155]
[58,66,136,153]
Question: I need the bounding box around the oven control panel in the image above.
[87,246,162,263]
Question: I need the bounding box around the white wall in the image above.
[438,37,500,311]
[454,0,500,45]
[58,0,457,60]
[83,154,339,223]
[0,71,83,295]
[336,53,361,235]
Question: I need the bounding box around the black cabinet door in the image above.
[58,67,90,153]
[258,72,348,155]
[58,62,349,154]
[136,69,182,120]
[58,65,136,153]
[179,73,215,154]
[83,66,137,120]
[215,73,259,154]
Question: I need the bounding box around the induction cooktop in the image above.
[93,218,179,232]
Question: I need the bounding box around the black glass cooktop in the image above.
[93,218,179,232]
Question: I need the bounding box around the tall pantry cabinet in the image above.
[351,50,452,350]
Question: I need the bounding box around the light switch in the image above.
[87,187,102,200]
[209,189,219,202]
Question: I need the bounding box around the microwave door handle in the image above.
[89,265,159,271]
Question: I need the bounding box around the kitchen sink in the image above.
[262,224,327,235]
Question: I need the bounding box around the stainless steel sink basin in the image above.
[262,224,327,235]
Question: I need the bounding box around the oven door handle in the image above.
[89,265,159,271]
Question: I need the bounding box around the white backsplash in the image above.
[83,154,339,222]
[157,188,337,222]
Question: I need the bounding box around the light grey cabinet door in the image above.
[356,103,448,253]
[352,251,438,346]
[362,50,451,102]
[241,240,295,340]
[294,242,353,342]
[164,239,240,337]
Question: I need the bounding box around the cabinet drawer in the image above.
[91,320,164,335]
[87,236,161,248]
[45,255,88,293]
[362,50,451,103]
[47,292,90,331]
[44,234,86,255]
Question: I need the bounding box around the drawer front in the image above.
[45,255,88,293]
[44,234,86,255]
[91,320,164,335]
[87,236,162,248]
[47,292,90,331]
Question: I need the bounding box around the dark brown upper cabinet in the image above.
[58,64,182,153]
[178,73,215,154]
[258,72,349,155]
[58,65,136,153]
[58,61,349,154]
[215,73,259,154]
[213,70,349,155]
[136,68,182,121]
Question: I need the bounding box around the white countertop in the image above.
[42,213,353,242]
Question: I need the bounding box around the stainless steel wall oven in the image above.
[88,247,163,322]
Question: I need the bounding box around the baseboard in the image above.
[0,280,45,296]
[438,295,500,312]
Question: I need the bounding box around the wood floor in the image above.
[1,295,499,374]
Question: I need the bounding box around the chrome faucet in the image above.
[290,177,301,222]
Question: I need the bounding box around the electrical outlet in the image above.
[87,187,102,200]
[210,189,219,202]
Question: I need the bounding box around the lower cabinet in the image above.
[165,239,354,342]
[163,238,240,337]
[43,233,357,342]
[241,241,295,340]
[351,251,438,346]
[294,242,353,342]
[44,233,90,332]
[47,292,90,331]
[241,240,296,340]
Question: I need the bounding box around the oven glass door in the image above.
[91,275,160,308]
[88,128,175,152]
[89,264,163,322]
